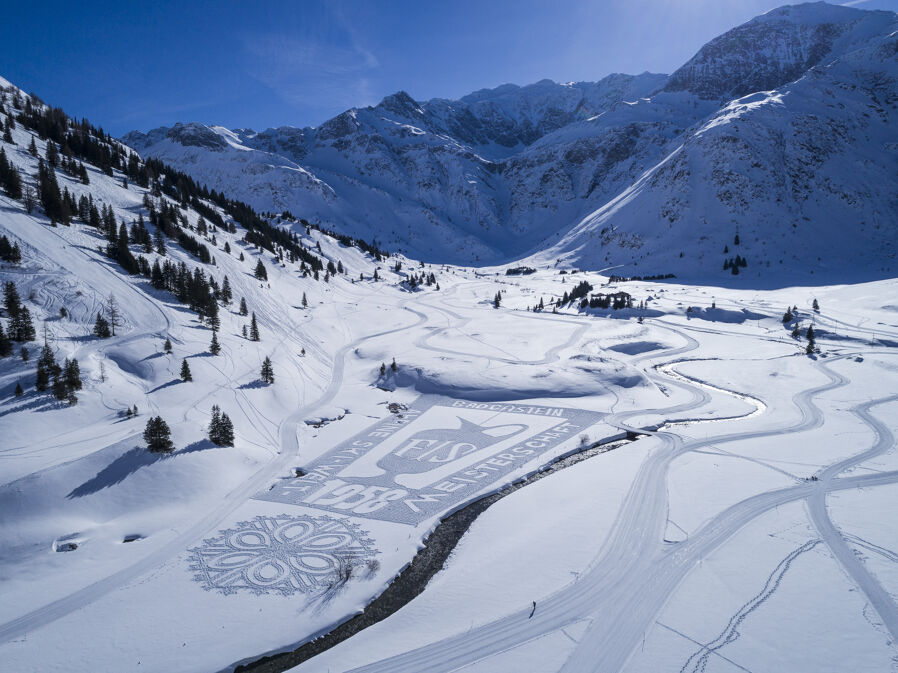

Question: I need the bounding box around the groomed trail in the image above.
[297,303,898,673]
[0,292,426,644]
[3,263,898,673]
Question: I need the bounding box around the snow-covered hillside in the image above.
[3,65,898,673]
[124,3,897,279]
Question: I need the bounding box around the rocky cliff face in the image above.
[123,3,897,278]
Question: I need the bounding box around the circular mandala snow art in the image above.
[189,514,377,596]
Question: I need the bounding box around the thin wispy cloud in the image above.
[242,13,380,119]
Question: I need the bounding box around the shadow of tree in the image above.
[238,380,267,390]
[148,378,181,394]
[67,439,221,499]
[68,447,164,498]
[180,439,218,454]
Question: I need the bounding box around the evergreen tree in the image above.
[209,330,221,355]
[391,357,397,373]
[208,404,235,446]
[164,337,172,353]
[20,345,28,362]
[144,416,174,452]
[207,300,220,331]
[239,297,248,316]
[28,136,37,157]
[107,294,121,336]
[380,362,386,376]
[249,312,260,341]
[6,306,33,342]
[37,159,69,224]
[220,275,232,305]
[154,226,166,255]
[241,325,247,339]
[180,358,192,382]
[254,259,268,281]
[52,372,68,401]
[64,357,82,390]
[302,292,308,308]
[493,291,501,309]
[813,298,819,312]
[35,342,58,392]
[260,356,274,384]
[782,307,794,323]
[93,312,111,338]
[0,321,11,356]
[14,381,23,397]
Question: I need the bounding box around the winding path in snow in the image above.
[0,297,427,645]
[329,321,898,673]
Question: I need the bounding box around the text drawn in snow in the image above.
[254,396,604,525]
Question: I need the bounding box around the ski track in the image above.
[3,269,898,673]
[334,317,898,673]
[0,297,426,645]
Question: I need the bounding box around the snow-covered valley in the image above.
[2,3,898,672]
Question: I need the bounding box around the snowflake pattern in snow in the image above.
[189,514,377,596]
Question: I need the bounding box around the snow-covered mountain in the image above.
[123,73,667,264]
[533,2,898,281]
[124,2,897,277]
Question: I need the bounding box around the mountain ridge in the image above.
[122,2,897,278]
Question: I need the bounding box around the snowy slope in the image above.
[4,70,898,673]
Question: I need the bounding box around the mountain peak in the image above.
[377,90,423,117]
[664,1,895,100]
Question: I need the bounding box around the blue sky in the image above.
[1,0,896,135]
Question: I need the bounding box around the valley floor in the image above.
[2,237,897,672]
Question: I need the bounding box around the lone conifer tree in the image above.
[249,312,260,342]
[180,358,192,382]
[254,259,268,281]
[164,337,172,353]
[209,330,221,355]
[812,298,819,312]
[107,294,121,336]
[302,292,308,308]
[239,297,248,316]
[14,381,23,397]
[260,356,274,384]
[144,416,174,452]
